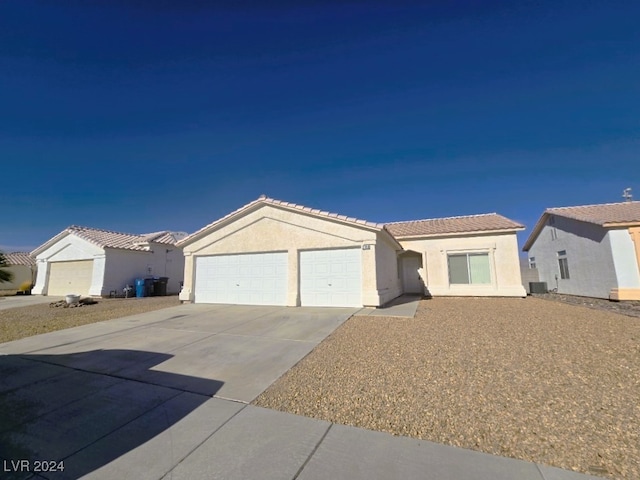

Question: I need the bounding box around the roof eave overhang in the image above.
[602,221,640,228]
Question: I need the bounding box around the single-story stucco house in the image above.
[32,226,187,297]
[523,201,640,300]
[177,196,526,307]
[0,252,37,293]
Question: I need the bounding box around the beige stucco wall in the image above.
[374,233,403,304]
[398,232,526,297]
[180,204,401,306]
[0,265,36,292]
[610,226,640,300]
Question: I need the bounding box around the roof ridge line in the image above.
[547,200,640,211]
[260,196,385,228]
[67,225,143,237]
[385,212,500,225]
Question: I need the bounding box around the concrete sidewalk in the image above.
[0,303,603,480]
[356,294,421,318]
[76,402,603,480]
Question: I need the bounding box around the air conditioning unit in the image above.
[529,282,548,294]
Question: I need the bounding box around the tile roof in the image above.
[385,213,525,238]
[178,195,387,246]
[545,201,640,226]
[68,226,188,250]
[4,252,35,266]
[32,226,188,255]
[523,201,640,251]
[138,231,190,244]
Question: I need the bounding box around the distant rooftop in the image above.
[523,201,640,251]
[32,226,188,256]
[4,252,35,266]
[545,201,640,226]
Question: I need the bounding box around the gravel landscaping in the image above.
[0,296,180,343]
[254,297,640,479]
[532,293,640,319]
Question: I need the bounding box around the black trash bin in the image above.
[154,277,169,296]
[144,278,154,297]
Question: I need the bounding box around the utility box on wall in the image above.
[529,282,548,294]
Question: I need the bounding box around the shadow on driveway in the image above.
[0,349,224,479]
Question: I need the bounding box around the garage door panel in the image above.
[48,260,94,296]
[195,252,287,305]
[300,248,362,307]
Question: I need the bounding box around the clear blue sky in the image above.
[1,1,638,254]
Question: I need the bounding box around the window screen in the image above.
[448,253,491,285]
[448,254,469,284]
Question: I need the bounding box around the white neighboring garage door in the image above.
[300,248,362,307]
[48,260,94,296]
[194,252,288,305]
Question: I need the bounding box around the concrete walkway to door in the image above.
[0,303,602,479]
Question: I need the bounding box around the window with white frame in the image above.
[528,257,536,269]
[557,250,570,279]
[448,253,491,285]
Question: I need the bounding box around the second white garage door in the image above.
[194,252,288,305]
[300,248,362,307]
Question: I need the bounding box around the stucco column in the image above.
[88,254,107,297]
[629,228,640,275]
[418,250,430,296]
[611,227,640,300]
[32,259,49,295]
[361,244,379,307]
[179,252,195,302]
[287,249,300,306]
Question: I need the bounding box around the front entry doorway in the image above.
[402,254,423,294]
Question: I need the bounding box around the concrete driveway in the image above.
[0,303,356,479]
[0,295,63,311]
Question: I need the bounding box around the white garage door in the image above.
[48,260,94,296]
[300,248,362,307]
[195,252,288,305]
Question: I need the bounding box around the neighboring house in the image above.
[32,226,187,297]
[523,201,640,300]
[0,252,37,292]
[177,196,526,307]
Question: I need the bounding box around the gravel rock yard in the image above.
[254,297,640,479]
[533,293,640,319]
[0,296,179,343]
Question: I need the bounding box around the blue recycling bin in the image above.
[135,278,146,298]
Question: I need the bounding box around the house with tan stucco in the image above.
[177,196,526,307]
[0,252,37,293]
[523,201,640,300]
